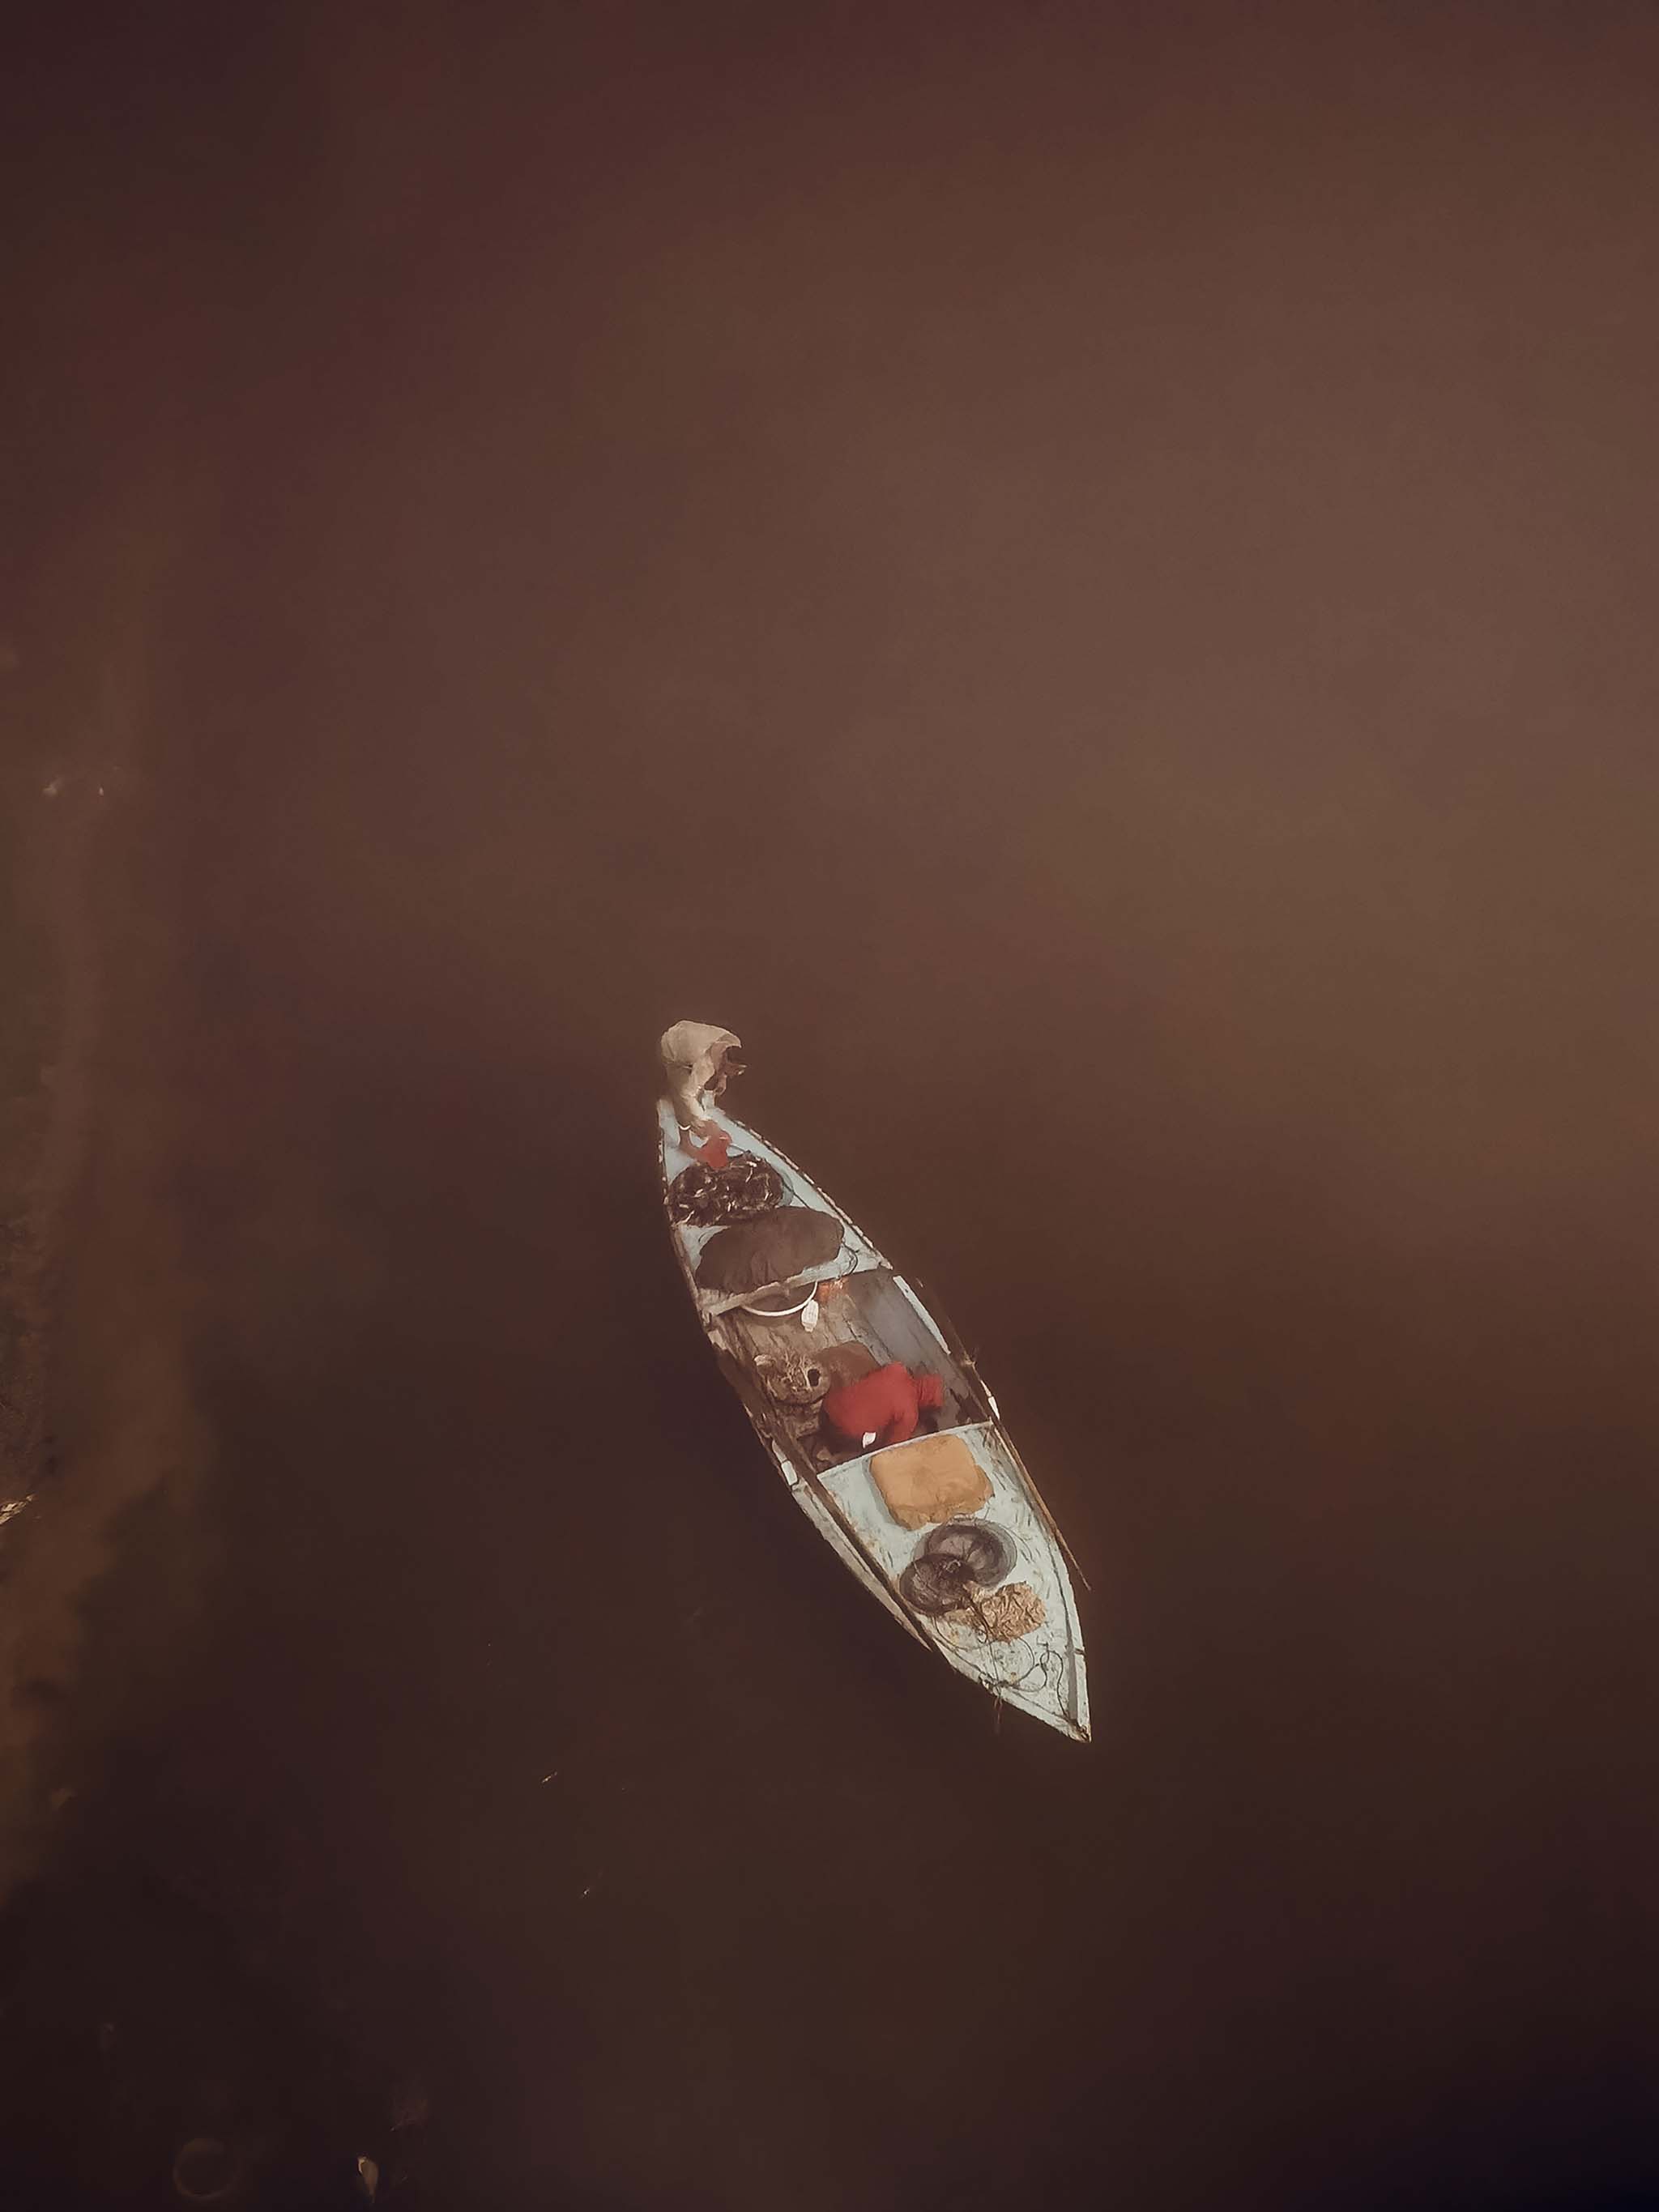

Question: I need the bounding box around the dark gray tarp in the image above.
[693,1206,842,1294]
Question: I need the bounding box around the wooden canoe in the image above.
[658,1098,1090,1741]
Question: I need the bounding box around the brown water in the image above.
[6,8,1659,2206]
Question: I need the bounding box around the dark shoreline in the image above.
[0,559,446,2205]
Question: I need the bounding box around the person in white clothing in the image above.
[659,1021,744,1136]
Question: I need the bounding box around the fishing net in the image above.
[900,1554,982,1616]
[899,1520,1019,1616]
[667,1154,783,1227]
[922,1519,1017,1588]
[959,1581,1047,1642]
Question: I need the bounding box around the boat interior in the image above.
[710,1264,990,1478]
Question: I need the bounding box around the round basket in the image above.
[921,1518,1017,1589]
[899,1554,978,1616]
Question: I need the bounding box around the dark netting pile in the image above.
[923,1519,1017,1585]
[667,1153,783,1227]
[900,1554,978,1614]
[899,1520,1017,1614]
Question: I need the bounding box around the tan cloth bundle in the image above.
[869,1433,991,1530]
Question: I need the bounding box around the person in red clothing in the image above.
[822,1362,945,1451]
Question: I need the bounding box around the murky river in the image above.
[5,10,1657,2206]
